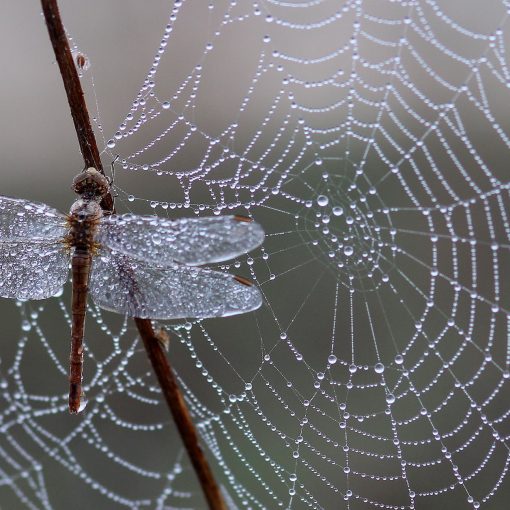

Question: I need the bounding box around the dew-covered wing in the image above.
[97,214,264,266]
[89,249,262,319]
[0,196,67,241]
[0,240,69,299]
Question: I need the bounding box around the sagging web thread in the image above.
[1,0,510,508]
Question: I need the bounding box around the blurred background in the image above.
[0,1,510,509]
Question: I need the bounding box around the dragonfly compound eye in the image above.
[72,167,110,197]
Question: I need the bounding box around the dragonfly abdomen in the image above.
[68,199,102,413]
[69,249,92,413]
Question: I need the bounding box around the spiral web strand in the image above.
[1,0,510,508]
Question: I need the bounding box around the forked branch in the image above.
[40,1,227,508]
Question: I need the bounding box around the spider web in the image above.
[1,0,510,508]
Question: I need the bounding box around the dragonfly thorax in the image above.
[72,167,109,200]
[69,198,103,220]
[67,199,102,252]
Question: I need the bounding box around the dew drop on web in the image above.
[374,363,385,374]
[316,195,329,207]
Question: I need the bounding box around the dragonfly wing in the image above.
[0,240,69,299]
[0,196,67,241]
[97,214,264,266]
[89,249,262,319]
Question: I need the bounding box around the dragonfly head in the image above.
[73,168,110,200]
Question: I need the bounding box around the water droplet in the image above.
[394,354,404,365]
[386,393,396,404]
[332,206,343,216]
[328,354,337,364]
[21,320,31,332]
[78,395,88,413]
[317,195,329,207]
[107,139,116,149]
[344,246,354,256]
[162,101,171,109]
[374,363,385,374]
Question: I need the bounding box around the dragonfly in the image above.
[0,168,264,413]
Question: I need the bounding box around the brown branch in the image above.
[40,0,114,213]
[135,319,227,510]
[40,1,226,508]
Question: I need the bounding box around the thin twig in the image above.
[40,0,114,213]
[40,1,227,508]
[135,319,227,510]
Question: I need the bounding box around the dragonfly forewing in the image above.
[0,196,69,300]
[0,196,67,241]
[89,248,263,319]
[0,240,69,299]
[97,214,264,266]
